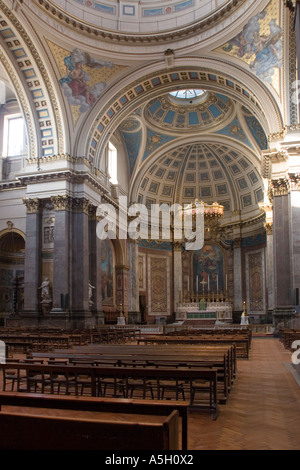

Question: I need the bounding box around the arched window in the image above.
[108,141,118,185]
[2,112,27,157]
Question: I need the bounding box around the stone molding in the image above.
[29,0,247,46]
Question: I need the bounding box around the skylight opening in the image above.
[169,89,206,100]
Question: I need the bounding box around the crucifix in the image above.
[200,279,207,298]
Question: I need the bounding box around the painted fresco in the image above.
[218,0,282,93]
[193,245,224,294]
[100,240,114,305]
[59,48,114,113]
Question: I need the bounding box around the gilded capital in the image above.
[72,197,92,215]
[51,195,72,211]
[271,178,290,196]
[23,197,41,214]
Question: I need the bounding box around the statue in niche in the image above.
[39,277,52,314]
[89,281,95,308]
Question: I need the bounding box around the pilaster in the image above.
[127,239,140,324]
[51,195,72,312]
[116,264,129,322]
[173,242,183,310]
[22,198,42,315]
[233,238,243,313]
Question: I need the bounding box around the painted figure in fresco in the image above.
[194,245,224,293]
[68,62,96,106]
[224,11,282,85]
[249,22,282,81]
[59,48,114,112]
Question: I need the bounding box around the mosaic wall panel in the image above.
[148,254,170,316]
[246,250,265,313]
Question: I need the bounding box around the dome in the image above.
[33,0,248,42]
[144,92,234,133]
[136,142,264,220]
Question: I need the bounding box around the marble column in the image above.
[233,238,243,312]
[295,2,300,119]
[116,265,129,322]
[23,198,41,315]
[289,178,300,301]
[71,198,91,325]
[272,188,291,307]
[89,206,104,324]
[127,239,139,323]
[0,156,5,180]
[173,243,183,312]
[51,196,72,312]
[266,225,275,313]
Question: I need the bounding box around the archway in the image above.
[0,228,25,318]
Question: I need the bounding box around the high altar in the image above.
[176,296,233,323]
[174,201,233,324]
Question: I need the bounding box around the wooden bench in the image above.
[0,409,179,450]
[0,391,188,450]
[137,335,250,359]
[0,362,219,419]
[29,344,236,404]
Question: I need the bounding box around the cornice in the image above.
[18,167,109,195]
[26,0,247,46]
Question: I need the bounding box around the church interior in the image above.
[0,0,300,451]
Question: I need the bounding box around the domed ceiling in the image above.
[135,142,264,220]
[39,0,235,34]
[144,92,234,133]
[118,87,267,223]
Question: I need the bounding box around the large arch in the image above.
[0,3,65,159]
[75,59,284,169]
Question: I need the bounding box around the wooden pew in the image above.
[0,391,189,450]
[0,409,179,450]
[29,344,236,404]
[0,362,219,419]
[137,335,249,359]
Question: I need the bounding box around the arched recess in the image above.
[0,5,65,160]
[0,227,25,316]
[76,58,284,168]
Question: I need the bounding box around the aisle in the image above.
[188,338,300,450]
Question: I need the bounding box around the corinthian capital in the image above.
[51,195,72,211]
[23,197,41,214]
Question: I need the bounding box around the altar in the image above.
[176,300,233,323]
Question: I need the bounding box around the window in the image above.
[108,141,118,185]
[3,114,27,157]
[169,89,206,100]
